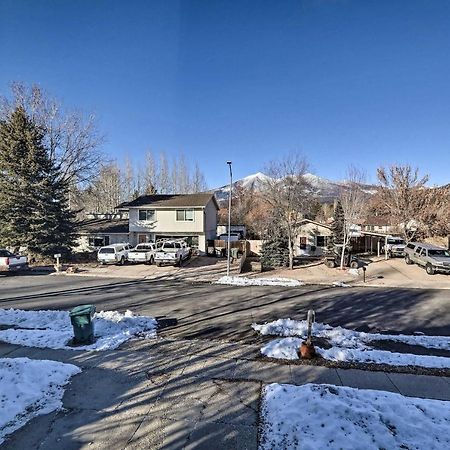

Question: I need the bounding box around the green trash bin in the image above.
[69,304,96,344]
[231,248,239,259]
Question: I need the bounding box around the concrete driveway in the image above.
[70,256,232,282]
[271,256,450,289]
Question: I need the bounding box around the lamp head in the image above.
[226,161,232,165]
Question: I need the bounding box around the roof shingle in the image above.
[116,193,217,209]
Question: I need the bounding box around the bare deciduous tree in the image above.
[263,154,312,270]
[191,162,207,193]
[0,82,104,186]
[80,163,122,214]
[338,166,368,269]
[376,165,429,241]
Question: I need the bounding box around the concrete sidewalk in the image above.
[1,338,450,449]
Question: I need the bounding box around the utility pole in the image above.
[226,161,233,277]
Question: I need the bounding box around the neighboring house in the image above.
[116,193,219,252]
[75,215,129,252]
[295,219,332,256]
[361,216,396,234]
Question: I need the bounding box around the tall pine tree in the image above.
[261,232,290,269]
[0,107,75,258]
[328,200,345,252]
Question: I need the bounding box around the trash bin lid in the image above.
[69,304,96,317]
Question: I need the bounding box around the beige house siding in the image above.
[204,199,218,239]
[129,207,205,234]
[127,199,218,252]
[295,222,332,256]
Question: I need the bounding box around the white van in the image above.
[97,243,131,265]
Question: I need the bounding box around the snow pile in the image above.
[253,318,450,368]
[260,338,450,369]
[215,276,304,287]
[260,383,450,450]
[0,308,157,351]
[253,318,450,350]
[332,281,350,287]
[348,268,359,276]
[0,357,80,444]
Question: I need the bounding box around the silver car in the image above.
[404,242,450,275]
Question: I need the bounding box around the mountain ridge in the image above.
[212,172,378,204]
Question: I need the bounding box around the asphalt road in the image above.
[0,273,449,342]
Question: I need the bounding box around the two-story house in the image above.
[116,193,219,252]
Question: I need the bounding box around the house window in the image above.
[138,209,155,221]
[299,236,307,250]
[88,236,109,247]
[176,209,194,222]
[316,236,328,247]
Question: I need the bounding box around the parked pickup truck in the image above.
[404,242,450,275]
[128,243,158,265]
[155,240,191,267]
[0,249,28,274]
[97,243,131,265]
[381,236,406,258]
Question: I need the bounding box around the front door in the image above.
[138,234,148,244]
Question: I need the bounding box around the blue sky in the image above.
[1,0,450,187]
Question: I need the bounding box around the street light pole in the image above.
[226,161,233,277]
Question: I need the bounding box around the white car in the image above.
[128,243,158,265]
[381,236,406,258]
[218,233,240,242]
[155,240,191,267]
[97,243,131,265]
[0,249,28,274]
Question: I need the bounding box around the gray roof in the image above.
[116,193,218,209]
[76,219,129,234]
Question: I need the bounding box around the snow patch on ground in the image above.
[0,357,80,444]
[253,318,450,350]
[215,276,304,287]
[253,318,450,368]
[332,281,350,287]
[348,268,359,276]
[260,383,450,450]
[260,337,450,368]
[0,308,157,351]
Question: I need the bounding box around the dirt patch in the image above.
[370,339,450,358]
[257,354,450,378]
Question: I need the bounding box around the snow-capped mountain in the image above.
[213,172,378,204]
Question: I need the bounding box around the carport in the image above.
[351,231,391,259]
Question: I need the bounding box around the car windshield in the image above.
[428,249,450,257]
[388,239,404,245]
[135,245,151,251]
[99,248,115,254]
[0,250,12,257]
[162,243,179,252]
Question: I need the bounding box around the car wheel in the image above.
[156,262,161,267]
[149,256,154,265]
[426,264,435,275]
[387,251,392,259]
[405,255,413,265]
[325,260,336,268]
[120,256,125,265]
[350,261,359,269]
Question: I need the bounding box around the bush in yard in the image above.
[261,233,289,269]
